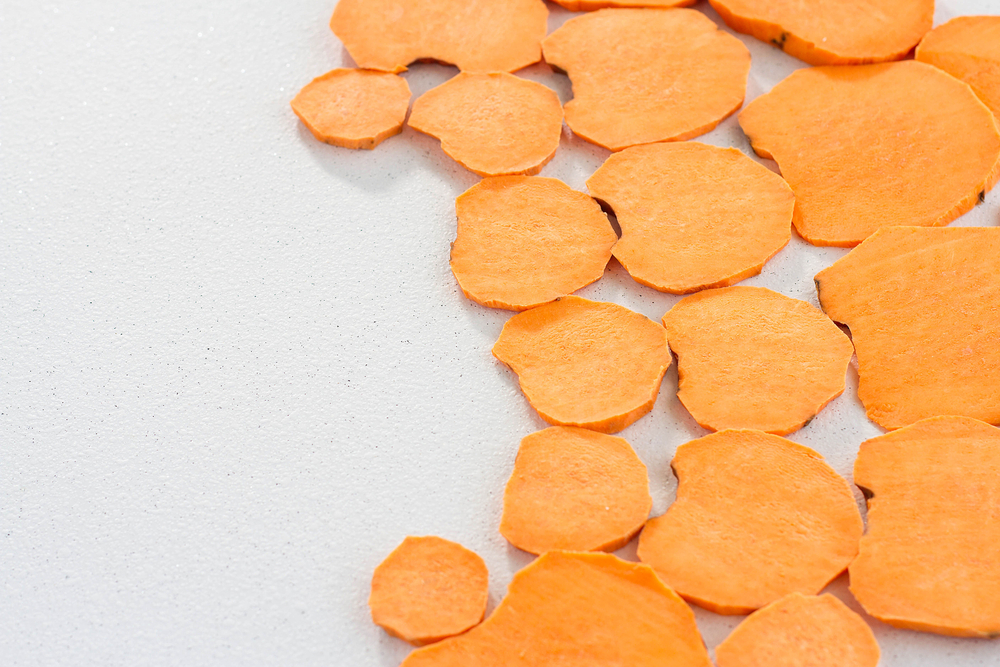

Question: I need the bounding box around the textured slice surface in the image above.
[916,16,1000,118]
[552,0,693,9]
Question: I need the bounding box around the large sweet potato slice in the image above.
[916,16,1000,119]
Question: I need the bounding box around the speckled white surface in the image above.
[2,0,1000,665]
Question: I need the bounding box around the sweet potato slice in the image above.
[916,16,1000,119]
[451,177,616,311]
[715,593,880,667]
[661,286,853,435]
[541,9,750,151]
[637,430,863,614]
[408,73,563,177]
[400,551,711,667]
[330,0,548,74]
[492,296,671,433]
[552,0,692,10]
[850,416,1000,638]
[290,69,410,150]
[587,143,793,293]
[500,426,652,554]
[369,536,488,646]
[815,226,1000,430]
[739,61,1000,247]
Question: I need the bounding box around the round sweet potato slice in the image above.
[451,177,616,311]
[492,296,671,434]
[637,429,863,615]
[541,9,750,151]
[739,61,1000,247]
[850,416,1000,638]
[916,16,1000,119]
[587,143,793,293]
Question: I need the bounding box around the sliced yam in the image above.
[661,286,854,435]
[290,69,410,150]
[408,73,563,177]
[916,16,1000,119]
[850,416,1000,638]
[637,430,863,614]
[401,551,712,667]
[369,536,488,646]
[739,61,1000,247]
[492,296,671,434]
[451,177,616,311]
[815,226,1000,430]
[541,9,750,151]
[552,0,693,10]
[586,143,793,293]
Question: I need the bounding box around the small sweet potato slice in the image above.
[850,416,1000,637]
[401,551,712,667]
[542,9,750,151]
[408,73,563,177]
[637,430,863,614]
[916,16,1000,119]
[451,177,616,311]
[587,143,793,293]
[493,296,671,433]
[369,536,488,646]
[739,61,1000,246]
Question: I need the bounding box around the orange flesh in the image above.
[815,226,1000,430]
[637,430,863,614]
[400,551,712,667]
[587,142,793,293]
[451,177,616,311]
[661,286,854,435]
[850,416,1000,638]
[916,16,1000,119]
[500,427,652,554]
[542,9,749,151]
[552,0,693,9]
[739,61,1000,247]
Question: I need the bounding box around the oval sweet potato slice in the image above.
[637,429,863,614]
[739,61,1000,247]
[586,143,793,293]
[850,416,1000,638]
[916,16,1000,119]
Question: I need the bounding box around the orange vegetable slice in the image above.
[541,9,750,151]
[740,61,1000,247]
[400,551,712,667]
[661,286,854,435]
[586,143,793,293]
[451,177,616,311]
[290,69,410,150]
[715,593,880,667]
[850,416,1000,638]
[500,426,652,554]
[815,226,1000,430]
[493,296,671,433]
[552,0,692,10]
[637,430,863,614]
[408,73,563,177]
[916,16,1000,119]
[330,0,548,74]
[369,536,488,646]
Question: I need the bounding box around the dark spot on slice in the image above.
[857,484,874,501]
[770,32,789,50]
[979,190,987,204]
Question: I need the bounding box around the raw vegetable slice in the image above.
[850,416,1000,637]
[369,536,488,646]
[661,286,853,435]
[637,430,863,614]
[541,9,750,151]
[492,296,671,433]
[739,61,1000,247]
[815,226,1000,430]
[500,426,652,554]
[401,551,712,667]
[586,143,793,293]
[916,16,1000,119]
[408,73,563,177]
[552,0,692,10]
[290,69,410,150]
[451,177,616,311]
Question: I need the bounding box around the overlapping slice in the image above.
[451,177,616,311]
[552,0,692,9]
[542,9,749,151]
[401,551,711,667]
[637,430,863,614]
[916,16,1000,118]
[739,61,1000,246]
[850,416,1000,638]
[815,227,1000,430]
[587,143,793,293]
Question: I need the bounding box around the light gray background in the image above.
[2,0,1000,665]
